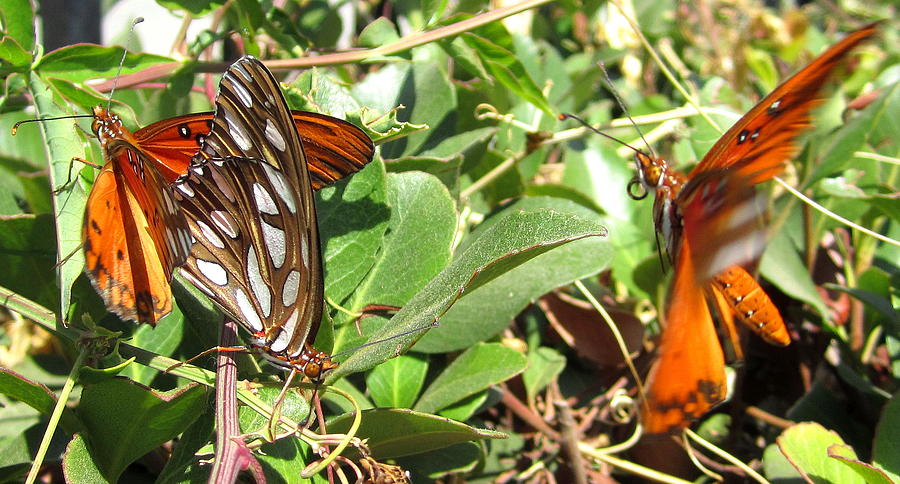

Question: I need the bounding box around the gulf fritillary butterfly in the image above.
[632,23,878,433]
[172,55,366,380]
[79,78,373,326]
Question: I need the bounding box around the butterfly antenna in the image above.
[11,114,95,135]
[557,112,645,155]
[329,320,441,360]
[107,17,145,111]
[597,61,656,158]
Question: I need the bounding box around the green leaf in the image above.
[459,32,554,116]
[286,69,362,119]
[358,17,401,48]
[118,312,185,385]
[329,207,606,382]
[319,160,390,304]
[327,408,505,459]
[0,0,35,52]
[75,379,206,481]
[762,442,804,481]
[62,434,107,484]
[331,171,456,352]
[414,197,611,353]
[828,444,895,484]
[873,392,900,483]
[0,37,31,71]
[397,442,481,480]
[0,214,59,312]
[367,354,429,409]
[0,400,40,468]
[438,390,491,421]
[810,82,898,185]
[760,229,829,319]
[777,422,866,484]
[523,347,566,402]
[415,343,526,413]
[35,45,173,83]
[26,72,89,323]
[157,0,226,16]
[0,367,82,433]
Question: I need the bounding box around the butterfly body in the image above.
[637,24,877,433]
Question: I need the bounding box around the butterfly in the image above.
[80,84,373,326]
[172,55,373,380]
[632,23,878,433]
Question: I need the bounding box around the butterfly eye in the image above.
[627,177,648,200]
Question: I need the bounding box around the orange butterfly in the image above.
[632,24,877,433]
[79,103,374,326]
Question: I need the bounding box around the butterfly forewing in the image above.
[83,107,192,325]
[175,155,322,354]
[688,23,878,181]
[175,56,342,369]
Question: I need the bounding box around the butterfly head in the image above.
[259,345,338,382]
[628,152,664,201]
[90,106,125,145]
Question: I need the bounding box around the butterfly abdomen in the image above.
[711,266,790,346]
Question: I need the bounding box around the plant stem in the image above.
[25,347,88,484]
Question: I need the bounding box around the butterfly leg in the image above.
[164,345,248,373]
[53,157,103,194]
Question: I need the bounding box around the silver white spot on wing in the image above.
[234,287,264,332]
[176,182,194,197]
[196,220,225,249]
[253,183,278,215]
[261,220,286,268]
[264,119,286,152]
[225,112,252,151]
[196,259,228,286]
[231,79,254,108]
[261,163,296,214]
[209,165,236,203]
[211,210,239,239]
[269,307,300,353]
[179,268,215,298]
[282,270,300,307]
[299,231,309,269]
[246,247,272,318]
